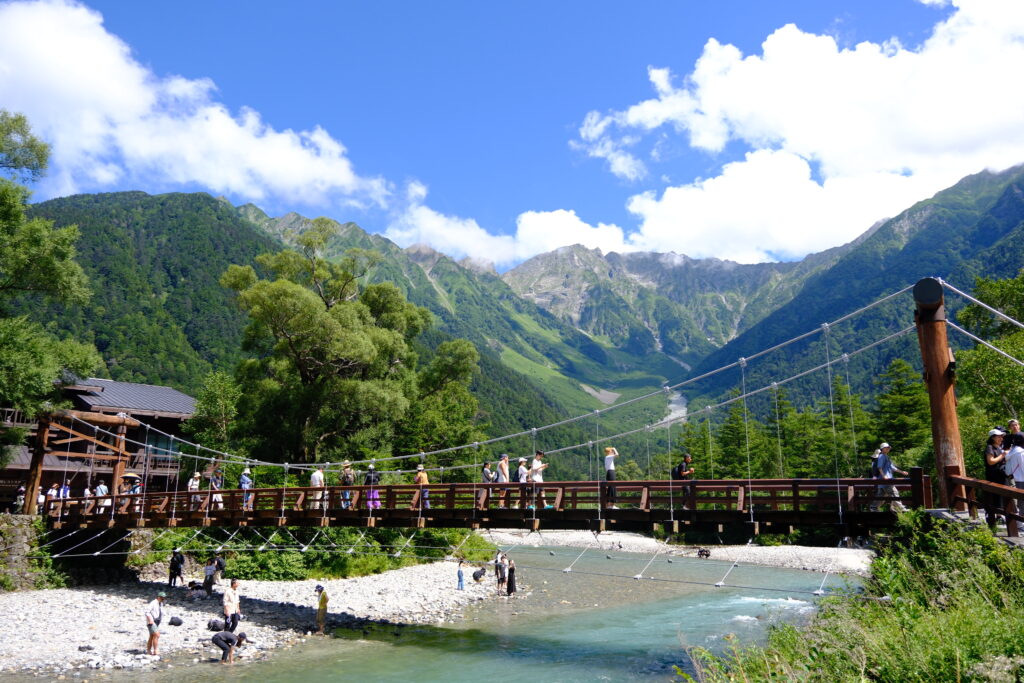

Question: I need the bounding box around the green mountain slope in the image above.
[690,164,1024,402]
[25,192,281,393]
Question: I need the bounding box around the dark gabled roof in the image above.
[71,378,196,418]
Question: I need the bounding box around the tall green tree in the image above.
[873,359,931,456]
[183,370,242,451]
[223,219,483,465]
[956,271,1024,421]
[0,111,100,464]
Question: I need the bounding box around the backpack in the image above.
[215,557,225,571]
[207,618,225,632]
[870,457,881,478]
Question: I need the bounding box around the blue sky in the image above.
[2,0,1022,267]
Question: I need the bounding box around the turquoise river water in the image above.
[132,546,853,682]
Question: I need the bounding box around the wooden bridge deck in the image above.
[45,471,931,534]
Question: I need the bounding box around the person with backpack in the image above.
[168,550,185,587]
[870,443,908,512]
[340,461,355,509]
[364,464,381,510]
[673,454,695,508]
[213,553,226,586]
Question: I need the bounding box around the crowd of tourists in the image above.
[981,419,1024,527]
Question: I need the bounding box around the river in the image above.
[132,546,851,682]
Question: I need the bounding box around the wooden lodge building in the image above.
[0,378,196,512]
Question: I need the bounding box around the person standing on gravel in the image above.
[213,553,226,586]
[168,550,185,587]
[457,560,465,590]
[506,559,517,596]
[223,578,243,632]
[211,630,247,664]
[203,557,216,596]
[144,591,166,656]
[314,584,329,634]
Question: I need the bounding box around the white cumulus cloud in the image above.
[386,184,629,268]
[577,0,1024,261]
[0,0,387,206]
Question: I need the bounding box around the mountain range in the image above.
[21,162,1024,443]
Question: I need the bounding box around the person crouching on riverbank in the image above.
[211,631,247,664]
[145,591,166,656]
[315,584,329,634]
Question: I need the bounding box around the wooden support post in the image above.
[914,278,965,510]
[944,465,965,515]
[111,422,128,488]
[25,416,51,515]
[909,467,925,509]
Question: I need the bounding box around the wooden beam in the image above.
[24,417,50,515]
[53,410,141,428]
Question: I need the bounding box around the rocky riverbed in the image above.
[0,560,491,676]
[484,529,874,575]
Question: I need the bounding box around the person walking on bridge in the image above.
[984,428,1008,527]
[604,446,619,509]
[239,468,253,511]
[364,464,381,509]
[870,443,908,512]
[497,454,510,508]
[340,461,355,509]
[309,466,325,511]
[413,463,431,510]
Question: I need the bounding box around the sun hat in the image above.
[368,463,375,469]
[314,585,324,593]
[342,461,351,467]
[157,591,167,598]
[500,453,509,459]
[416,464,424,470]
[879,442,890,449]
[518,457,527,463]
[242,468,250,474]
[191,472,201,478]
[990,428,1006,437]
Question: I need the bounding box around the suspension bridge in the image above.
[26,277,1024,540]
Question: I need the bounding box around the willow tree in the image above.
[222,218,483,465]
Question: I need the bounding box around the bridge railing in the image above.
[945,466,1024,537]
[43,471,927,528]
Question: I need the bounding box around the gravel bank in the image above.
[0,560,491,676]
[484,529,873,575]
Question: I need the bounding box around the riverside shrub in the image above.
[681,510,1024,682]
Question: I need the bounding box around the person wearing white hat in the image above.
[412,463,430,510]
[239,468,253,511]
[984,428,1007,527]
[870,443,908,512]
[188,471,202,510]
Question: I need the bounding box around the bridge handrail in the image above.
[43,474,923,523]
[946,469,1024,537]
